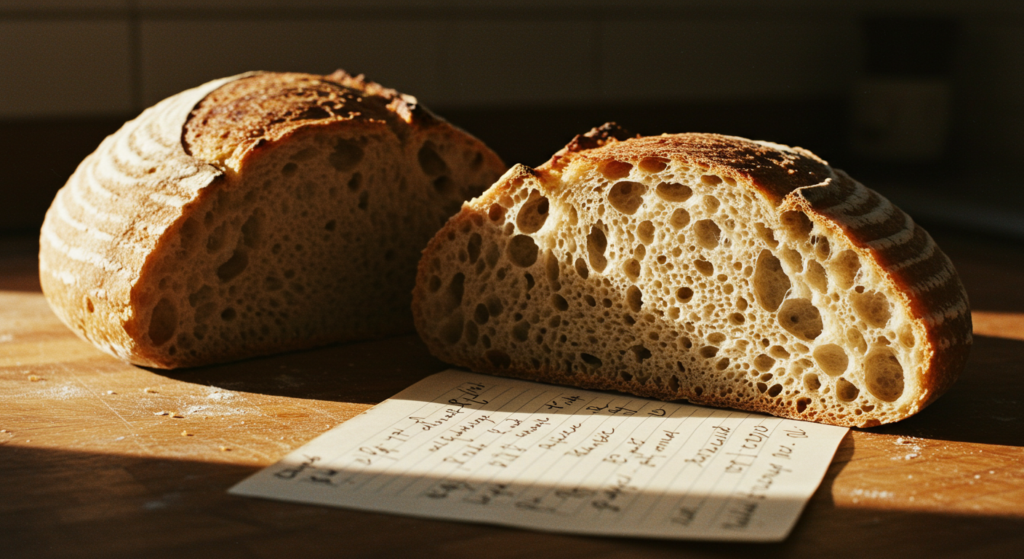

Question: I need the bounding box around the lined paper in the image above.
[230,369,848,541]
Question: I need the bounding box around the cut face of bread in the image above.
[39,72,505,368]
[413,127,971,427]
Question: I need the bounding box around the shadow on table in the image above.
[159,334,448,406]
[1,439,1021,559]
[867,335,1024,448]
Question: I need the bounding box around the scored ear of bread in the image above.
[39,71,505,368]
[412,125,971,427]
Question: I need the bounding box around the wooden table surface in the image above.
[2,228,1023,559]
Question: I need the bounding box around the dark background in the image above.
[2,0,1022,240]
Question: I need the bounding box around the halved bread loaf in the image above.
[412,124,971,427]
[40,71,505,368]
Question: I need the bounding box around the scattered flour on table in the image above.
[0,333,13,343]
[44,384,87,400]
[893,436,922,460]
[851,488,894,499]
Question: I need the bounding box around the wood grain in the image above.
[1,229,1023,558]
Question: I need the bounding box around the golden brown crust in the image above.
[543,129,834,205]
[184,72,419,171]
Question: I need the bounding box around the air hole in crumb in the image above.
[637,221,655,244]
[701,175,723,186]
[630,345,652,362]
[767,384,783,397]
[754,249,790,312]
[586,226,608,273]
[796,398,811,412]
[513,321,530,342]
[693,220,721,249]
[220,307,236,321]
[418,142,447,176]
[148,298,177,345]
[282,162,298,176]
[669,208,691,229]
[217,250,249,282]
[507,235,538,267]
[330,138,364,172]
[851,289,891,327]
[474,303,490,324]
[728,313,745,325]
[656,182,692,202]
[608,181,647,215]
[488,204,506,223]
[575,257,590,279]
[626,286,643,312]
[443,273,465,313]
[325,220,337,231]
[813,236,831,259]
[778,298,823,341]
[781,211,813,241]
[699,346,719,358]
[831,250,861,289]
[865,348,905,401]
[485,295,503,317]
[754,354,775,372]
[813,344,849,376]
[847,328,867,354]
[467,233,482,264]
[486,350,511,368]
[551,294,569,311]
[623,259,641,282]
[638,157,667,173]
[600,160,633,179]
[694,260,713,276]
[804,373,821,391]
[581,353,602,366]
[806,260,827,292]
[440,312,464,344]
[754,223,778,248]
[433,176,454,194]
[516,192,549,233]
[85,297,95,313]
[836,378,860,402]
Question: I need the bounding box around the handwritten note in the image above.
[230,370,848,541]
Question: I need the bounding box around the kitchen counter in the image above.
[2,227,1023,558]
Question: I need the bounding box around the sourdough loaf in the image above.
[40,71,505,368]
[412,124,971,427]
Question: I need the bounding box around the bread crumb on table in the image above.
[28,375,42,382]
[219,446,231,452]
[153,411,168,416]
[181,430,192,437]
[143,387,157,394]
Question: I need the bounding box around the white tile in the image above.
[599,18,859,102]
[0,20,132,118]
[442,19,599,106]
[139,18,444,107]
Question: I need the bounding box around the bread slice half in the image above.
[412,124,971,427]
[40,71,505,368]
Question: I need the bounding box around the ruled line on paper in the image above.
[230,369,848,542]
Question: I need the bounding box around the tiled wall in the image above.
[0,1,995,112]
[1,1,1023,232]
